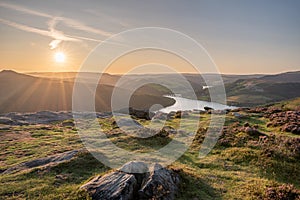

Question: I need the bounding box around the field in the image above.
[0,99,299,199]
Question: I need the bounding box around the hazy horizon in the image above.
[1,68,300,76]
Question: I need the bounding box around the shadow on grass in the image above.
[175,153,223,199]
[257,157,300,187]
[177,170,222,200]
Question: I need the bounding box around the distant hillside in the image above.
[258,71,300,83]
[0,70,174,113]
[225,71,300,106]
[0,70,299,112]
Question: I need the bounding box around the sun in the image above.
[54,52,66,63]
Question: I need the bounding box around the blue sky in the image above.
[0,0,299,74]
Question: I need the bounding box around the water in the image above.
[159,96,237,113]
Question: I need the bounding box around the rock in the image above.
[244,127,265,137]
[129,108,154,120]
[244,122,250,127]
[139,163,180,200]
[162,126,177,135]
[224,109,231,114]
[174,111,182,118]
[81,162,180,200]
[96,112,112,118]
[80,171,137,200]
[62,121,75,127]
[232,112,245,118]
[0,117,29,126]
[4,112,26,121]
[14,120,29,125]
[157,128,170,138]
[2,149,83,174]
[167,111,176,120]
[253,124,259,129]
[152,112,167,120]
[23,111,72,124]
[119,161,149,174]
[119,161,149,187]
[211,110,227,114]
[192,109,206,114]
[291,127,300,134]
[0,117,14,125]
[204,106,213,111]
[0,125,10,130]
[113,118,143,128]
[174,111,189,118]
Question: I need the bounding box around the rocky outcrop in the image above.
[2,149,83,174]
[80,161,180,200]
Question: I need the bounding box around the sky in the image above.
[0,0,299,74]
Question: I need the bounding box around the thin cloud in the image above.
[0,2,111,49]
[0,18,80,49]
[0,2,51,18]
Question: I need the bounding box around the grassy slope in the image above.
[0,99,299,199]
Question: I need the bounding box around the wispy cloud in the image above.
[0,2,51,18]
[0,2,111,49]
[55,17,111,37]
[0,18,80,49]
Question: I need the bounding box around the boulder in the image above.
[139,163,180,200]
[119,161,149,187]
[119,161,149,174]
[80,162,180,200]
[80,171,137,200]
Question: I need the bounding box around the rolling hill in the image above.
[0,70,174,113]
[0,70,299,113]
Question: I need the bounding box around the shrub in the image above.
[264,183,300,200]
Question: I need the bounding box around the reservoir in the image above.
[159,96,237,113]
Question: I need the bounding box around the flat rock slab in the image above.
[81,171,137,200]
[2,149,83,174]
